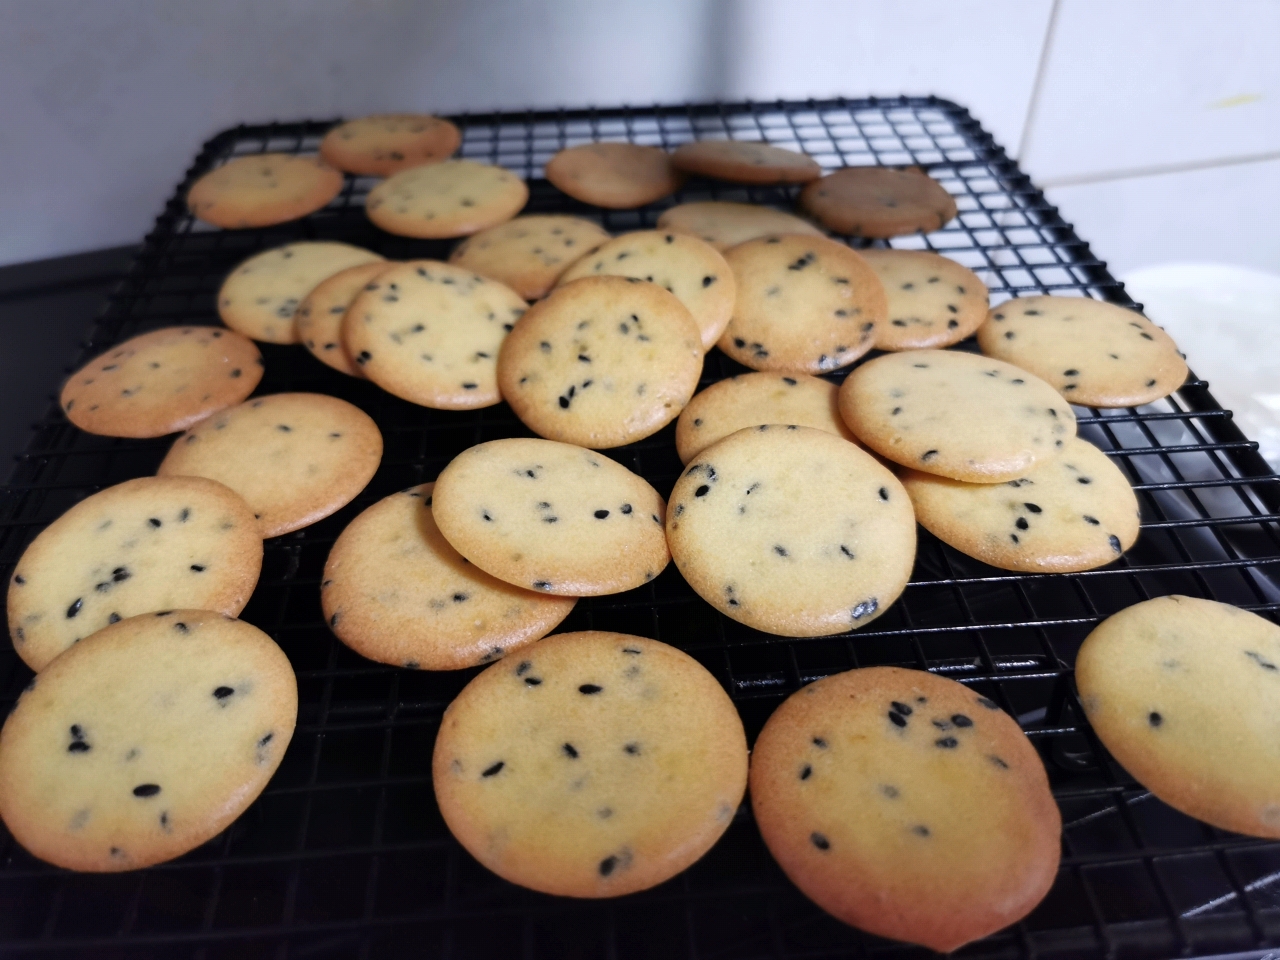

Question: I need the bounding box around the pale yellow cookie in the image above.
[343,261,527,409]
[217,242,384,344]
[860,250,989,350]
[295,262,393,377]
[320,113,461,176]
[674,372,855,464]
[556,230,735,349]
[366,160,528,239]
[187,154,342,229]
[656,201,823,251]
[321,483,574,670]
[449,215,610,300]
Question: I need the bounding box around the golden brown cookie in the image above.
[750,666,1060,951]
[186,154,343,229]
[860,250,989,351]
[719,235,886,374]
[674,372,856,464]
[497,276,703,448]
[321,484,575,670]
[977,295,1189,407]
[1076,596,1280,840]
[158,393,382,538]
[343,261,527,409]
[556,230,735,349]
[295,262,393,377]
[60,327,263,438]
[431,438,670,596]
[671,140,821,184]
[320,113,461,176]
[366,160,528,239]
[656,201,823,251]
[448,215,611,300]
[433,631,747,897]
[545,143,683,209]
[800,167,957,238]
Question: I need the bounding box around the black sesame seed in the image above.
[812,737,827,748]
[935,737,959,749]
[951,714,973,728]
[579,684,602,695]
[1149,712,1163,727]
[563,743,579,759]
[879,487,889,501]
[977,696,999,710]
[524,677,542,686]
[912,825,931,837]
[1083,515,1100,525]
[620,503,632,514]
[133,784,161,798]
[1015,517,1029,530]
[599,855,620,876]
[810,832,830,851]
[594,509,609,519]
[800,764,812,780]
[890,701,913,716]
[190,564,205,572]
[624,742,640,755]
[889,711,907,728]
[1109,535,1122,553]
[214,686,234,699]
[920,449,939,462]
[695,484,710,497]
[482,761,505,777]
[66,598,82,619]
[68,741,90,754]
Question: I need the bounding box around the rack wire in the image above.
[0,96,1278,960]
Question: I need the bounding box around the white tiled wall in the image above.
[1,0,1277,277]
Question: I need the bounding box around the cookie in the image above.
[556,230,736,349]
[60,327,263,438]
[544,143,682,209]
[656,201,823,251]
[218,242,385,344]
[432,631,747,897]
[902,437,1139,572]
[295,262,393,377]
[800,167,958,238]
[448,215,611,300]
[674,372,856,464]
[432,438,669,596]
[666,425,916,637]
[186,153,343,230]
[977,295,1189,408]
[718,235,885,374]
[671,140,821,184]
[750,666,1061,952]
[6,476,262,672]
[366,159,528,239]
[322,484,576,670]
[1077,596,1280,839]
[839,350,1077,482]
[319,113,461,177]
[497,276,703,448]
[343,261,527,409]
[859,250,989,351]
[0,610,296,872]
[157,393,382,538]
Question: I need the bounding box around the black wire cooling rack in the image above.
[1,96,1278,960]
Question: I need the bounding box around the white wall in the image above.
[1,0,1278,279]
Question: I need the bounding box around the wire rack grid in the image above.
[0,96,1278,960]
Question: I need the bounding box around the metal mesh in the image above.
[1,96,1278,959]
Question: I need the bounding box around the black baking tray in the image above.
[1,96,1278,960]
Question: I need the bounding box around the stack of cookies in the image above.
[9,111,1256,959]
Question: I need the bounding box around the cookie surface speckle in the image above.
[433,631,747,897]
[187,154,342,230]
[366,160,528,239]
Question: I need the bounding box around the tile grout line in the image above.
[1040,149,1280,189]
[1016,0,1062,163]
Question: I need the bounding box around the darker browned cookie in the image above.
[671,140,822,184]
[545,143,683,209]
[800,167,957,238]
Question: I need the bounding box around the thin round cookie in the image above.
[544,143,682,209]
[295,261,393,376]
[343,261,527,409]
[656,201,823,251]
[433,631,747,897]
[839,350,1077,482]
[186,154,343,230]
[320,113,461,176]
[666,425,916,637]
[719,235,886,374]
[902,437,1139,572]
[1076,596,1280,839]
[0,610,296,872]
[556,230,735,349]
[800,167,958,238]
[674,372,856,464]
[750,666,1060,952]
[978,295,1188,407]
[449,215,610,300]
[7,476,262,672]
[158,393,382,538]
[322,484,576,670]
[60,327,263,438]
[432,438,669,596]
[366,160,528,239]
[671,140,821,184]
[859,250,989,351]
[497,276,703,448]
[218,242,385,344]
